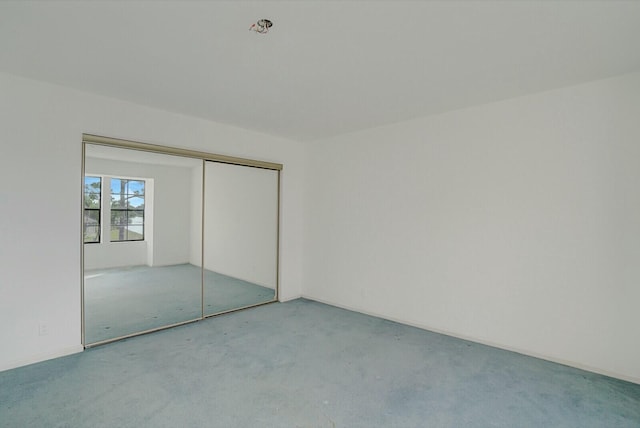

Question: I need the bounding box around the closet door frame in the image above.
[81,134,282,347]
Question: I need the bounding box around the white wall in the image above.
[0,71,305,371]
[84,240,149,270]
[84,156,196,270]
[203,162,278,288]
[304,72,640,384]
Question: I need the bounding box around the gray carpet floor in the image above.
[85,264,275,344]
[1,299,639,427]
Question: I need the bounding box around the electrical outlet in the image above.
[38,323,49,336]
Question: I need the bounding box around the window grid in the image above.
[83,176,102,244]
[110,178,145,242]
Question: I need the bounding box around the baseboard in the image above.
[278,293,302,303]
[0,345,84,373]
[301,294,640,386]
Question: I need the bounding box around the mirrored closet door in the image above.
[203,161,279,316]
[82,135,281,346]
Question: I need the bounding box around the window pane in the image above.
[129,211,144,240]
[110,225,127,241]
[111,210,127,224]
[84,225,100,243]
[129,211,144,224]
[84,193,100,209]
[128,196,144,209]
[111,197,126,209]
[127,180,145,195]
[84,176,101,190]
[127,225,144,239]
[111,195,126,207]
[84,176,101,209]
[83,210,100,243]
[111,178,123,195]
[85,210,100,223]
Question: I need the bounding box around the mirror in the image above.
[203,161,278,315]
[83,144,203,344]
[82,137,280,345]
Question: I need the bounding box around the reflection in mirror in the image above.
[83,144,203,344]
[203,161,278,315]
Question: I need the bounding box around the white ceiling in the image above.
[1,1,640,142]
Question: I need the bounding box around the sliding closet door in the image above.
[203,161,278,316]
[83,143,203,345]
[82,134,282,346]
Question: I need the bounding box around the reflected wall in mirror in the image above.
[203,162,279,316]
[83,144,203,344]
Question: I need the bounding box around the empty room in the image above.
[0,1,639,427]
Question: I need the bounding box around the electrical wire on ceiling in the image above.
[249,19,273,34]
